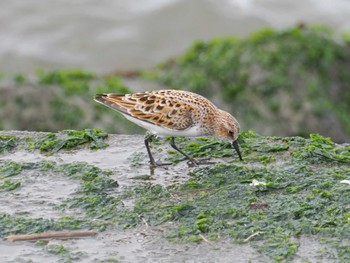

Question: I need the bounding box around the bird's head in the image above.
[213,110,243,161]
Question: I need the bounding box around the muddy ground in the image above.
[0,131,344,262]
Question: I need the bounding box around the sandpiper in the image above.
[94,90,242,166]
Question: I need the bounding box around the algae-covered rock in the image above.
[146,25,350,142]
[2,26,350,143]
[0,69,141,133]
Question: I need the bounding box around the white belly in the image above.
[123,113,204,137]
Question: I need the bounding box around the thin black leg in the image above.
[144,134,156,166]
[144,134,172,167]
[169,137,198,165]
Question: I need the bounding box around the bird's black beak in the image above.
[232,140,243,161]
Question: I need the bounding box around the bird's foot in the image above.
[149,160,172,167]
[187,157,215,167]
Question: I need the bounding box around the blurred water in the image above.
[1,0,350,74]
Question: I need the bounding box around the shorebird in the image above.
[94,90,242,166]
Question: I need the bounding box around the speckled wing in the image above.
[94,92,195,130]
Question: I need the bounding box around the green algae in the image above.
[0,213,93,237]
[2,26,350,140]
[27,129,108,153]
[96,76,130,95]
[46,244,68,255]
[37,68,95,96]
[166,137,238,163]
[58,162,122,221]
[121,132,350,261]
[120,161,350,261]
[292,133,350,164]
[0,160,22,178]
[166,130,291,164]
[0,135,18,153]
[13,73,26,85]
[1,131,350,261]
[37,68,95,84]
[0,161,119,237]
[145,25,350,140]
[45,243,84,262]
[1,69,137,133]
[337,245,350,261]
[49,98,86,129]
[0,179,20,191]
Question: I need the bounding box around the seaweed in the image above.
[1,131,349,261]
[292,133,350,163]
[27,129,108,153]
[0,135,18,153]
[145,25,350,140]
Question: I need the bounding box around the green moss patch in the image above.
[26,129,108,153]
[166,137,234,163]
[146,25,350,140]
[0,213,96,237]
[292,133,350,164]
[126,132,350,261]
[0,160,23,178]
[37,68,95,96]
[120,162,350,261]
[0,135,18,153]
[1,131,349,261]
[0,161,119,237]
[0,179,21,192]
[0,69,139,133]
[166,130,293,164]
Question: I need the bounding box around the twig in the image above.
[199,234,211,244]
[243,231,263,242]
[250,202,269,208]
[6,230,97,242]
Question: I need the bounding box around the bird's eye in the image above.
[228,131,234,137]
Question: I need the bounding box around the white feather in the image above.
[122,113,203,137]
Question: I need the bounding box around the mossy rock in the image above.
[146,25,350,142]
[0,69,141,133]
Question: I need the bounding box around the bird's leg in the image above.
[144,134,156,166]
[169,137,199,166]
[144,134,171,167]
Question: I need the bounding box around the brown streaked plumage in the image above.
[94,90,242,166]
